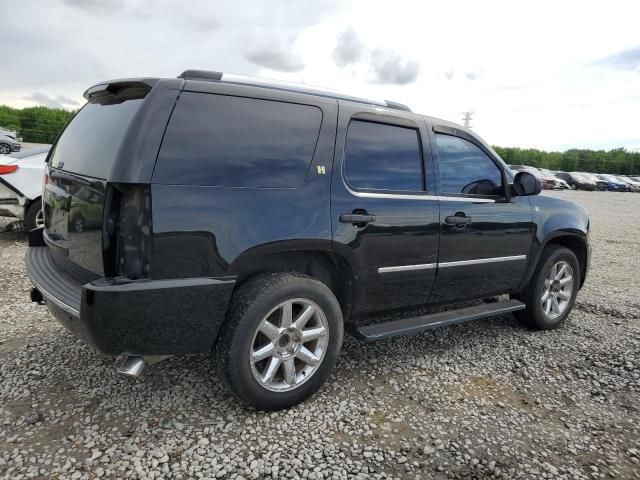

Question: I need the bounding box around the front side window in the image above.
[436,134,503,196]
[344,120,423,192]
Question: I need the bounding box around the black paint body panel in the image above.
[26,246,234,355]
[26,75,591,356]
[81,277,235,355]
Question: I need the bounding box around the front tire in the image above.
[215,273,344,410]
[0,143,11,155]
[514,245,580,330]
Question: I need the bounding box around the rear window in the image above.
[49,89,146,179]
[153,93,322,187]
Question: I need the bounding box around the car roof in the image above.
[83,70,510,173]
[84,70,474,134]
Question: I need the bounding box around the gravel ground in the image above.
[1,190,639,480]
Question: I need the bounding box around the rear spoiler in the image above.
[83,78,159,101]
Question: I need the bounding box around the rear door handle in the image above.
[445,215,472,226]
[339,213,376,225]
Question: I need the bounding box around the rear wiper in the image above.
[49,169,93,186]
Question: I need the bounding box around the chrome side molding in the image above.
[378,263,437,273]
[378,255,526,273]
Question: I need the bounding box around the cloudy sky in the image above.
[2,0,639,151]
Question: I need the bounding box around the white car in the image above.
[0,146,50,229]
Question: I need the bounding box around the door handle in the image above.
[445,215,472,226]
[339,213,376,225]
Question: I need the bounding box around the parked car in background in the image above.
[616,176,640,192]
[554,172,596,190]
[538,168,570,189]
[0,146,50,229]
[597,174,630,192]
[0,128,22,155]
[575,173,608,191]
[509,165,556,189]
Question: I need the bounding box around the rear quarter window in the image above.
[153,93,323,188]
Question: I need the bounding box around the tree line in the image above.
[492,146,640,175]
[1,104,639,175]
[0,105,76,144]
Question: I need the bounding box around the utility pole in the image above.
[462,111,473,129]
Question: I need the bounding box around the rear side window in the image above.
[344,120,423,192]
[49,89,146,179]
[435,134,503,196]
[153,93,322,187]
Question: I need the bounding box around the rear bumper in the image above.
[25,241,235,356]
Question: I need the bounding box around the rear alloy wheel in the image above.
[514,245,580,329]
[216,273,343,410]
[250,298,329,392]
[0,143,10,155]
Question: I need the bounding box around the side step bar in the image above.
[354,299,525,342]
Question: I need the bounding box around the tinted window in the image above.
[50,89,146,179]
[344,120,423,191]
[154,93,322,187]
[436,134,503,196]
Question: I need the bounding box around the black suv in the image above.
[26,71,591,410]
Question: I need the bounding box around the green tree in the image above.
[0,105,75,143]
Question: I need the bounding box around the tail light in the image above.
[0,165,18,175]
[103,184,152,279]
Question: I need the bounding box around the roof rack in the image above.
[177,70,412,112]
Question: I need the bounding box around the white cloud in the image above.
[22,93,80,109]
[1,0,639,150]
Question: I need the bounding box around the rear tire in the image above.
[215,272,344,410]
[514,245,580,330]
[25,201,43,231]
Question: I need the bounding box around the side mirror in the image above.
[513,171,542,196]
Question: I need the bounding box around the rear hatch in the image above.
[43,87,148,276]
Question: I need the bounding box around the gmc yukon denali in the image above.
[26,70,591,410]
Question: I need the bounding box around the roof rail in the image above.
[178,70,222,81]
[177,69,412,112]
[384,100,412,112]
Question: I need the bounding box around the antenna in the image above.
[462,111,473,128]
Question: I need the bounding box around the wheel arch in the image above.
[543,234,588,288]
[523,231,589,291]
[229,245,355,321]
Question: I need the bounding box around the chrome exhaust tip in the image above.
[115,355,145,377]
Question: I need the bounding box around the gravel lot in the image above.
[1,191,639,480]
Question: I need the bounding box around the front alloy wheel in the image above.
[513,245,580,330]
[540,261,574,319]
